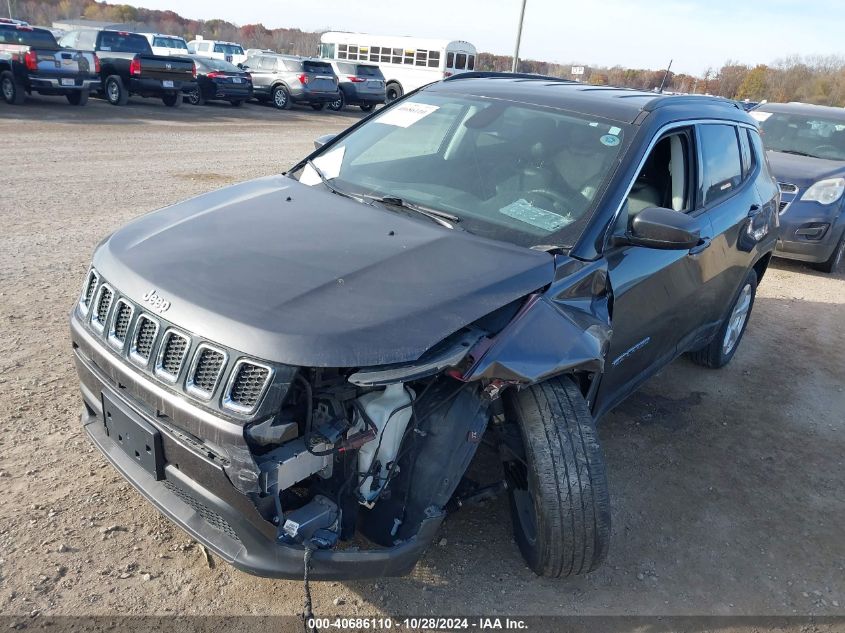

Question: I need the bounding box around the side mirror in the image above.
[624,207,701,250]
[314,133,337,150]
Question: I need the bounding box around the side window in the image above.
[738,127,753,178]
[446,52,454,68]
[468,54,475,70]
[59,31,77,48]
[625,130,693,223]
[78,30,96,50]
[699,124,743,206]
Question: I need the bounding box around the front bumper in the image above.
[70,313,441,579]
[774,199,844,263]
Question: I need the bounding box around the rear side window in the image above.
[98,32,151,54]
[153,36,187,50]
[446,52,454,68]
[0,26,58,48]
[699,124,743,206]
[282,59,303,72]
[738,127,753,178]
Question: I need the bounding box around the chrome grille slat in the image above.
[223,360,273,413]
[79,269,100,314]
[187,344,227,400]
[108,299,134,349]
[90,284,113,331]
[130,314,159,366]
[154,329,190,383]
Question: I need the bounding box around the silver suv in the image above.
[244,54,340,110]
[325,60,386,112]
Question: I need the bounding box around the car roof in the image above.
[755,101,845,120]
[428,74,752,125]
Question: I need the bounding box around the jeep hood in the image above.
[94,176,555,367]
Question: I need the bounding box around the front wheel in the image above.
[1,71,26,105]
[687,269,758,368]
[500,376,611,578]
[66,90,89,106]
[162,92,182,108]
[814,232,845,274]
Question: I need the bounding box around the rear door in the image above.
[246,55,275,93]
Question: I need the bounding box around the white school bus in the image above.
[319,32,477,102]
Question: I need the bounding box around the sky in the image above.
[128,0,840,75]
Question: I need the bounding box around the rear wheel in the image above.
[1,71,26,105]
[104,75,128,106]
[162,92,182,108]
[687,269,758,368]
[500,376,611,578]
[360,103,375,112]
[272,84,290,110]
[814,232,845,274]
[386,82,403,103]
[185,87,204,105]
[66,90,88,106]
[311,102,326,111]
[327,93,344,111]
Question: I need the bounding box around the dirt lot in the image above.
[1,95,844,626]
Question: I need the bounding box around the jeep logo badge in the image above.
[143,289,171,313]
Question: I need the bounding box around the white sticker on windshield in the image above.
[750,111,772,122]
[300,146,346,186]
[608,126,622,135]
[499,199,573,232]
[375,103,439,128]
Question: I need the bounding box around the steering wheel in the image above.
[812,144,839,157]
[525,188,576,214]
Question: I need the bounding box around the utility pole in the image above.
[511,0,527,73]
[658,59,673,93]
[7,0,13,20]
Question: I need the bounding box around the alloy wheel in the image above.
[107,80,119,103]
[1,77,13,102]
[723,283,752,355]
[274,89,287,108]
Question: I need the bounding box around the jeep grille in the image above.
[224,361,272,412]
[157,330,190,380]
[91,285,113,330]
[133,315,158,362]
[188,345,227,398]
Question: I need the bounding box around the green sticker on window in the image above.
[499,199,573,232]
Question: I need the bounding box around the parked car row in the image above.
[0,23,389,112]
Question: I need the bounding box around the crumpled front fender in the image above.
[463,257,612,385]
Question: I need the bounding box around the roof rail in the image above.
[444,71,572,83]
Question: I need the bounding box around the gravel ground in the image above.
[0,95,844,628]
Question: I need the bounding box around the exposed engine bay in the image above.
[248,369,490,551]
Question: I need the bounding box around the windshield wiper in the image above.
[778,149,816,158]
[364,195,461,228]
[304,159,366,203]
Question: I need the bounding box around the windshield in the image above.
[754,110,845,161]
[153,36,188,50]
[213,43,244,56]
[296,92,628,247]
[98,32,151,54]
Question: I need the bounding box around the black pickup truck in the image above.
[0,23,100,105]
[59,29,195,107]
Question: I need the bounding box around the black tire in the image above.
[501,376,610,578]
[687,269,758,368]
[311,102,326,111]
[327,93,344,111]
[385,82,403,103]
[229,99,244,107]
[814,232,845,274]
[271,84,290,110]
[185,87,204,106]
[360,103,375,112]
[104,75,128,106]
[162,92,182,108]
[1,70,26,105]
[65,90,88,106]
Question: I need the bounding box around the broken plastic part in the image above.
[279,495,339,545]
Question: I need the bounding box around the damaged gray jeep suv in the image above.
[70,73,779,580]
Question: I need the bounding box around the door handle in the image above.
[689,237,712,255]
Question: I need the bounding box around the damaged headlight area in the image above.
[247,357,490,552]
